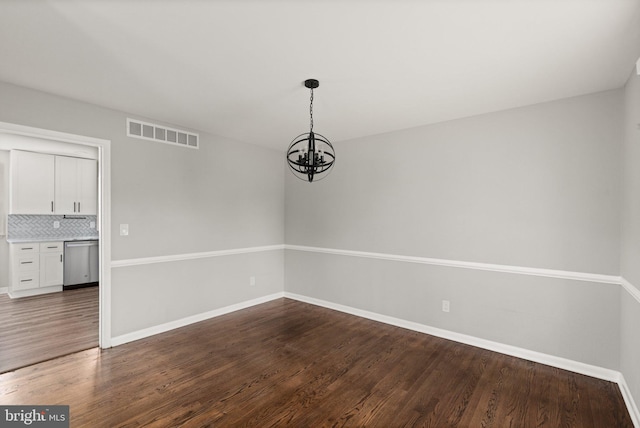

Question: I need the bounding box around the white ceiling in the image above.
[1,1,639,151]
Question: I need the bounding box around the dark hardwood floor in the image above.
[0,298,632,427]
[0,286,98,373]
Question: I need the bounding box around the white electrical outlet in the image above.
[53,221,60,229]
[249,276,256,286]
[120,224,129,236]
[442,300,450,313]
[90,221,96,228]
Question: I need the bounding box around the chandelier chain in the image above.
[309,87,314,132]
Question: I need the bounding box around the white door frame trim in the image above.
[0,121,112,348]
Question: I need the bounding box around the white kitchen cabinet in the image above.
[10,150,97,215]
[54,156,97,215]
[39,242,64,287]
[9,242,63,298]
[76,157,98,215]
[11,245,40,291]
[9,150,55,214]
[54,155,77,214]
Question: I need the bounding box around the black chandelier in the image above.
[286,79,335,182]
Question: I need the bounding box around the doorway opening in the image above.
[0,122,111,372]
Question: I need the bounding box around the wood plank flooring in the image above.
[0,298,632,427]
[0,287,98,373]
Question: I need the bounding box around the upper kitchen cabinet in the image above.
[76,157,98,215]
[10,150,97,215]
[10,150,55,214]
[55,156,97,215]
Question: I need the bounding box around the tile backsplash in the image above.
[7,214,98,241]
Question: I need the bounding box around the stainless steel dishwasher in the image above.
[63,240,99,289]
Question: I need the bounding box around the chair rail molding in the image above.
[285,244,621,285]
[111,244,285,268]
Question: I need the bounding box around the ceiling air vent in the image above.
[127,118,199,149]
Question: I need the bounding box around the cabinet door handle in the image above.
[21,261,33,264]
[74,202,77,212]
[21,248,33,251]
[20,279,32,283]
[51,201,54,212]
[78,202,81,212]
[60,254,63,262]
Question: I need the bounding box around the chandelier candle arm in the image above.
[286,78,335,182]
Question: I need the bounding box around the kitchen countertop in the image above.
[7,236,99,243]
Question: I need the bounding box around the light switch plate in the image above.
[120,224,129,236]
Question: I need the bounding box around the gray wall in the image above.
[0,81,285,337]
[112,250,283,336]
[112,128,284,260]
[285,90,624,369]
[620,69,640,414]
[286,90,622,274]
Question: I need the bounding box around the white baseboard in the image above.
[0,287,8,295]
[283,292,639,426]
[8,285,62,299]
[283,292,619,380]
[106,287,638,426]
[110,292,284,347]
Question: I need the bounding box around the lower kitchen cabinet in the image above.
[40,243,64,287]
[9,242,64,298]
